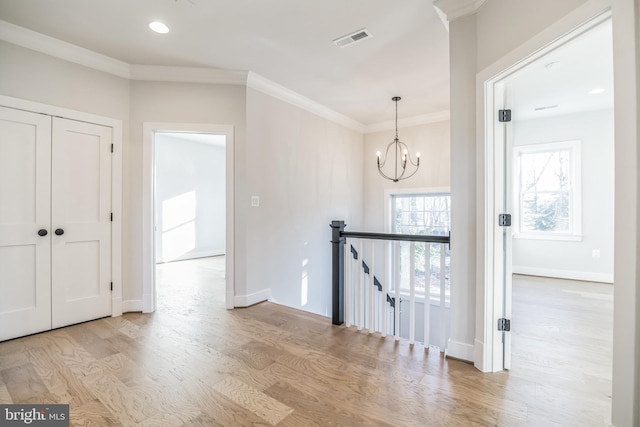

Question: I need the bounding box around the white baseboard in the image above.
[234,288,270,307]
[156,250,225,264]
[473,338,490,372]
[111,296,123,317]
[512,265,614,283]
[122,299,143,313]
[445,339,474,362]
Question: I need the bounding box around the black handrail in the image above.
[342,231,450,245]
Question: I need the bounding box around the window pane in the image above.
[520,150,570,192]
[521,191,570,232]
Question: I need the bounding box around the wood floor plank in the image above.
[212,376,293,425]
[1,363,49,402]
[0,381,13,404]
[81,371,158,425]
[69,399,122,427]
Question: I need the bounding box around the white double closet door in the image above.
[0,106,112,342]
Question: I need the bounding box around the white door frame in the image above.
[0,94,124,318]
[142,122,235,312]
[476,10,611,372]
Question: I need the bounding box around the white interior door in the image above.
[51,117,112,328]
[0,106,52,341]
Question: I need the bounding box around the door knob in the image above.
[54,228,64,236]
[38,229,48,236]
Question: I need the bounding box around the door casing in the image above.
[142,122,235,313]
[476,11,612,372]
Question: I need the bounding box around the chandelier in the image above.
[376,96,420,182]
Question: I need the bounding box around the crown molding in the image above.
[130,65,247,85]
[0,19,445,134]
[433,0,487,23]
[0,19,131,78]
[246,72,366,133]
[364,110,450,134]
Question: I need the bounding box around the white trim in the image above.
[433,0,487,23]
[473,339,489,371]
[142,122,235,313]
[130,65,247,85]
[0,94,124,320]
[446,339,475,362]
[477,7,612,373]
[122,300,143,313]
[235,288,271,307]
[156,250,225,264]
[364,111,450,134]
[246,72,365,133]
[0,19,130,78]
[512,266,614,283]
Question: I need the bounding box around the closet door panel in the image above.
[51,117,112,328]
[0,106,52,341]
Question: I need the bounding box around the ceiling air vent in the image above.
[333,28,373,48]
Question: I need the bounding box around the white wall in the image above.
[245,88,363,316]
[512,109,614,282]
[363,120,450,232]
[154,134,225,263]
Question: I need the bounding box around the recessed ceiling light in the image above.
[589,87,606,95]
[149,21,169,34]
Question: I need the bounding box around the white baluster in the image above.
[440,243,447,351]
[394,241,400,341]
[409,242,416,345]
[356,240,363,330]
[369,240,375,334]
[345,238,351,328]
[424,242,431,349]
[381,240,388,337]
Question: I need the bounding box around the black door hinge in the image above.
[498,318,511,332]
[498,213,511,227]
[111,144,114,153]
[110,212,113,222]
[110,282,113,291]
[498,109,511,122]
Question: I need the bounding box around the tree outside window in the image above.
[514,140,581,238]
[391,193,450,303]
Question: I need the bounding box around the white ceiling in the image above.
[506,20,613,121]
[0,1,613,128]
[0,0,451,126]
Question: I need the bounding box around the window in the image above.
[513,140,581,239]
[389,192,450,303]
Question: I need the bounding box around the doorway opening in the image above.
[142,123,235,313]
[481,9,614,386]
[153,132,227,310]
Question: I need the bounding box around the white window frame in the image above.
[513,140,582,241]
[384,187,451,304]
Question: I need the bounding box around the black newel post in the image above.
[330,220,346,325]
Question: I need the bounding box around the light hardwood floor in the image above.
[0,258,612,426]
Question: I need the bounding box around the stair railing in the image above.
[331,220,450,350]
